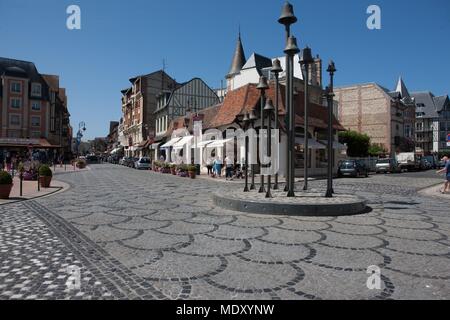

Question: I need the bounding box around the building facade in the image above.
[121,70,178,157]
[411,92,450,154]
[334,78,416,156]
[154,78,220,139]
[0,57,71,159]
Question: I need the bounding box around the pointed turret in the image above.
[395,76,411,99]
[226,32,246,79]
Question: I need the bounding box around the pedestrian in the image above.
[206,157,213,176]
[216,157,223,177]
[436,155,450,194]
[224,155,234,180]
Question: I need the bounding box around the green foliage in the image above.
[177,164,188,172]
[0,171,13,185]
[338,130,370,157]
[38,165,53,177]
[368,144,386,157]
[187,165,196,172]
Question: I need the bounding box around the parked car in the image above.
[423,155,438,169]
[86,155,99,163]
[438,159,447,169]
[338,160,369,178]
[134,157,151,170]
[420,158,432,170]
[375,158,401,174]
[120,157,132,166]
[127,157,139,168]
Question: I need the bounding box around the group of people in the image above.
[205,156,244,180]
[437,155,450,194]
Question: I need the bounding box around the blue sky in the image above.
[1,0,449,140]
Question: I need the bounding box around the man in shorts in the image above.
[436,155,450,193]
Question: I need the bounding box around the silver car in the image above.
[375,158,400,174]
[134,157,151,170]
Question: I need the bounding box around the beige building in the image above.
[334,78,416,155]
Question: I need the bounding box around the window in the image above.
[315,149,328,168]
[10,82,21,93]
[31,101,41,111]
[10,98,21,108]
[31,131,41,138]
[10,115,20,126]
[31,83,42,97]
[31,116,41,127]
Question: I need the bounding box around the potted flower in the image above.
[161,163,171,174]
[38,165,53,188]
[187,165,196,179]
[170,164,177,175]
[0,171,13,199]
[76,159,86,169]
[177,164,188,177]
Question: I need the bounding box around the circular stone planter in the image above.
[213,189,367,217]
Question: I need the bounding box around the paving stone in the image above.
[1,164,448,299]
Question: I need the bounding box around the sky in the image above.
[0,0,449,140]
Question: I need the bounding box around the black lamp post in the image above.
[271,59,283,190]
[284,36,300,197]
[325,60,337,198]
[264,99,275,198]
[248,109,257,190]
[257,76,269,194]
[242,113,250,192]
[278,1,297,195]
[300,46,314,191]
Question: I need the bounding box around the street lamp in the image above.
[242,113,250,192]
[325,60,337,198]
[248,109,257,190]
[300,46,314,191]
[284,36,300,197]
[278,2,297,195]
[264,99,275,198]
[257,76,269,194]
[270,59,283,190]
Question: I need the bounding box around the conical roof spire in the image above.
[395,76,410,99]
[226,31,246,79]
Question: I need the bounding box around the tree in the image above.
[338,130,370,157]
[368,143,386,157]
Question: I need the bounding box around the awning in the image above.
[206,138,233,148]
[295,137,326,149]
[173,136,193,149]
[150,142,161,150]
[319,140,347,150]
[0,138,59,148]
[160,137,182,148]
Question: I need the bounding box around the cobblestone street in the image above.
[1,164,449,300]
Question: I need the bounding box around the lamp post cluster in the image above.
[240,1,337,200]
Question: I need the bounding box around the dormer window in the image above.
[31,83,42,97]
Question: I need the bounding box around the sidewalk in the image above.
[0,176,69,205]
[48,163,90,175]
[418,183,450,200]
